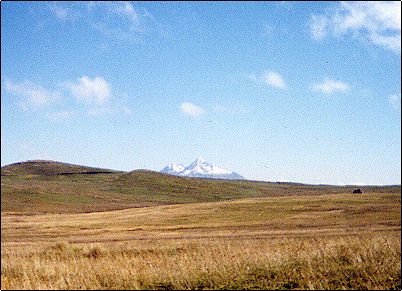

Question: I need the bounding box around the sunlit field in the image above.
[2,192,400,290]
[2,1,401,290]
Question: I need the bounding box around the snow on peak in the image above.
[160,157,245,180]
[195,156,206,163]
[187,156,209,170]
[161,163,185,174]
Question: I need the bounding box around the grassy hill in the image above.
[1,160,122,176]
[1,160,400,214]
[1,160,400,289]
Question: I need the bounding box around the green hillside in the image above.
[1,160,121,176]
[1,161,400,214]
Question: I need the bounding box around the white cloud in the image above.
[310,1,401,53]
[180,102,205,117]
[310,15,328,40]
[4,76,132,117]
[4,80,60,110]
[63,76,134,116]
[389,93,401,111]
[262,71,286,89]
[114,2,139,24]
[49,2,71,22]
[65,76,111,104]
[107,2,156,35]
[277,1,294,10]
[55,2,158,40]
[312,79,350,94]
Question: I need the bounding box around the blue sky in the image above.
[1,1,401,185]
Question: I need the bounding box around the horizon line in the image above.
[2,158,401,187]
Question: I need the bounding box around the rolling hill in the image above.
[1,160,122,176]
[1,160,400,290]
[1,160,400,214]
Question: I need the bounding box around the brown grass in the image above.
[1,192,401,289]
[1,236,400,290]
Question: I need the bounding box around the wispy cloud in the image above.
[64,76,111,104]
[98,2,157,38]
[310,1,401,53]
[5,76,132,117]
[262,71,286,89]
[389,93,401,111]
[248,70,287,89]
[49,2,73,22]
[310,15,328,40]
[114,2,140,25]
[312,79,350,94]
[4,79,61,110]
[277,1,294,10]
[47,2,159,40]
[63,76,135,116]
[180,102,205,117]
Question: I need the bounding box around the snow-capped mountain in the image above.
[161,157,245,180]
[160,163,185,175]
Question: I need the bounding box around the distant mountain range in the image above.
[161,157,245,180]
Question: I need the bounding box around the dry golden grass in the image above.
[1,236,400,290]
[1,192,401,290]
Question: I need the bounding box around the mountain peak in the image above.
[195,156,206,164]
[161,157,244,180]
[161,163,185,175]
[188,156,209,169]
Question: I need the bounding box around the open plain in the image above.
[1,161,401,289]
[3,1,401,289]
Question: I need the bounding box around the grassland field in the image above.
[1,161,401,289]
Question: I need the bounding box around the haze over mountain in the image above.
[161,157,245,180]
